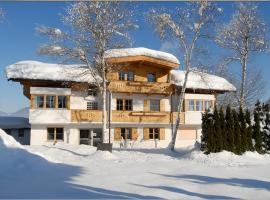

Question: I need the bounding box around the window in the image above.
[18,129,24,138]
[149,128,159,140]
[34,96,44,108]
[204,100,212,111]
[47,128,64,141]
[147,73,156,82]
[127,72,134,81]
[125,99,133,111]
[116,99,133,111]
[88,89,97,97]
[119,72,125,81]
[150,99,160,111]
[87,102,98,110]
[116,99,124,110]
[188,100,195,111]
[121,128,132,140]
[58,96,67,109]
[46,96,55,108]
[195,100,203,111]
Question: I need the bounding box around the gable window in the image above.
[149,128,159,140]
[34,96,44,108]
[147,73,156,82]
[127,72,134,81]
[121,128,132,140]
[46,95,56,108]
[58,96,67,109]
[87,102,98,110]
[204,100,212,111]
[150,99,160,111]
[188,100,195,111]
[119,72,125,81]
[88,89,97,97]
[195,100,203,111]
[47,128,64,141]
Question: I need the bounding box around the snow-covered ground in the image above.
[1,129,270,199]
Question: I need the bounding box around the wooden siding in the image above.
[71,110,185,124]
[108,81,173,94]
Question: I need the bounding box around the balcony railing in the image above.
[71,110,185,124]
[108,81,173,94]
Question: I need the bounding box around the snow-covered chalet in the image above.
[5,47,236,148]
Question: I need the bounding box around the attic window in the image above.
[147,73,156,82]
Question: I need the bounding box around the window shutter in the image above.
[131,128,138,141]
[67,96,70,109]
[143,128,149,140]
[144,100,149,111]
[159,128,165,140]
[160,99,165,111]
[30,95,35,109]
[185,99,189,111]
[114,128,121,141]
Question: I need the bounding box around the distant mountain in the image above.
[0,107,29,118]
[10,107,29,118]
[0,111,7,116]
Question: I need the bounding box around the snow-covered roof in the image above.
[0,117,30,129]
[170,70,236,92]
[5,61,96,83]
[104,47,180,65]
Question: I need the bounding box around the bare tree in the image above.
[0,8,4,21]
[216,66,266,109]
[148,2,221,150]
[216,3,268,109]
[37,2,136,143]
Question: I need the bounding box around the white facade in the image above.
[28,86,213,148]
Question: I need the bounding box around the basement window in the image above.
[47,128,64,141]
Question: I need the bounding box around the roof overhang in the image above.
[106,55,179,70]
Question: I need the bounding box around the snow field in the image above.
[1,128,270,199]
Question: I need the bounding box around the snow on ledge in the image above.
[170,70,236,92]
[5,60,96,83]
[104,47,180,65]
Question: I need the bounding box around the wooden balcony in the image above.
[71,110,185,124]
[108,81,173,94]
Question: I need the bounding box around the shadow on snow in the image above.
[0,138,160,199]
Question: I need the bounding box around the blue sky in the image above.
[0,2,270,113]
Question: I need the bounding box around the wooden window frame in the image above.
[119,71,126,81]
[188,99,195,111]
[31,95,70,110]
[47,127,64,142]
[127,71,134,81]
[150,99,160,111]
[195,100,203,111]
[120,128,132,140]
[147,73,156,83]
[116,98,133,111]
[87,101,98,110]
[45,95,56,109]
[149,128,160,140]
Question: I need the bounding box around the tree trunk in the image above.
[170,69,190,151]
[240,55,247,109]
[101,67,108,143]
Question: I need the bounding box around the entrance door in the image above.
[80,129,91,145]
